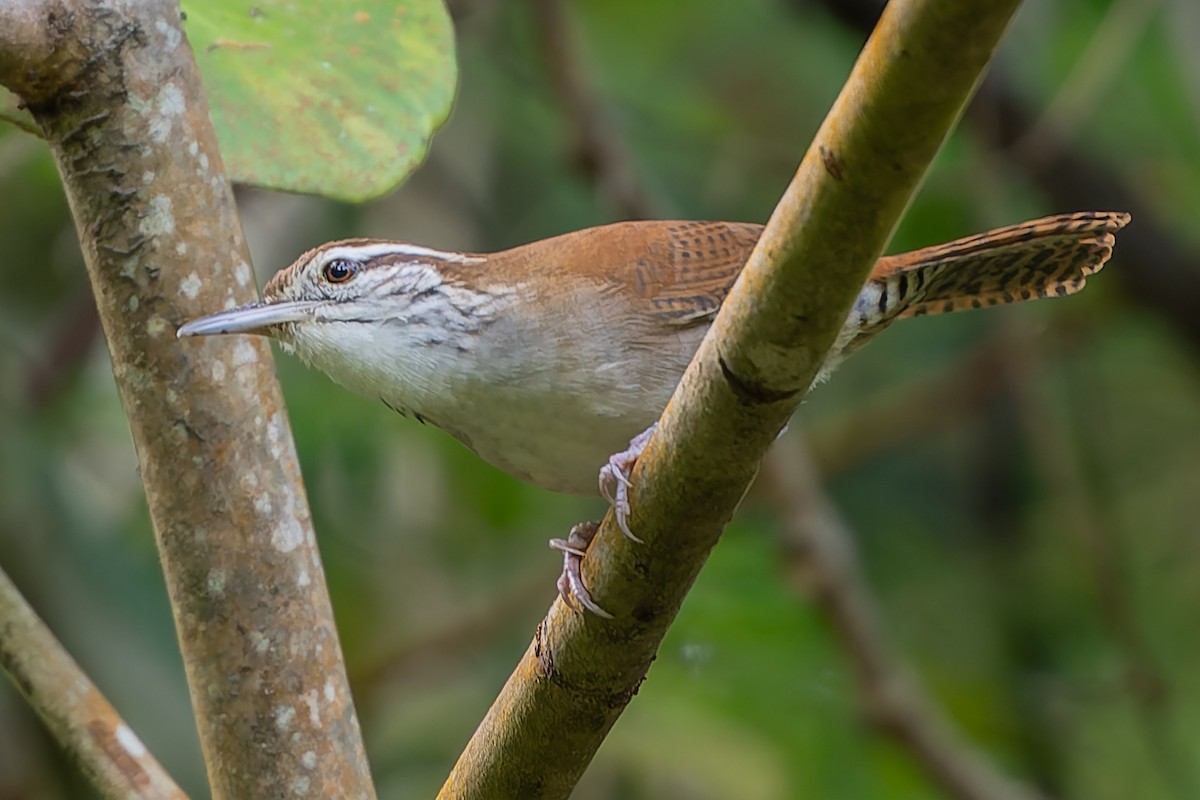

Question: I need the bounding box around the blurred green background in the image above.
[3,0,1199,798]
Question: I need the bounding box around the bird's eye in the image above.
[322,259,358,284]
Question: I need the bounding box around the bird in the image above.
[178,210,1130,614]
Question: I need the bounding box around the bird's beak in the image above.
[176,300,325,338]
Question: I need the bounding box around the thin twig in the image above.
[1013,0,1159,163]
[351,567,552,692]
[1001,323,1193,800]
[1163,0,1200,140]
[0,564,187,800]
[531,0,658,220]
[763,441,1050,800]
[25,291,100,407]
[809,335,1016,476]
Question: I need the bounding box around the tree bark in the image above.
[0,3,375,797]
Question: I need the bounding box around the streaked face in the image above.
[176,241,483,340]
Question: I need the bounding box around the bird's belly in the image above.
[342,311,701,496]
[438,396,657,496]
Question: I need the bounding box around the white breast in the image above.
[287,272,701,495]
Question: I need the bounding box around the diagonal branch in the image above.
[0,565,187,800]
[439,2,1025,797]
[0,2,374,798]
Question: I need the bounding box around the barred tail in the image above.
[815,211,1130,382]
[864,210,1127,340]
[876,210,1128,316]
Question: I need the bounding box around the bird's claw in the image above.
[549,521,612,618]
[550,425,657,618]
[598,424,655,543]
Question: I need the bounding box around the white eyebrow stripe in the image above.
[319,242,484,264]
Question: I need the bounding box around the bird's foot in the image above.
[598,424,656,542]
[549,521,612,618]
[549,425,656,618]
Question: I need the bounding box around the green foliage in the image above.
[3,0,1200,798]
[179,0,456,200]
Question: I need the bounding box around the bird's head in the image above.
[177,240,484,345]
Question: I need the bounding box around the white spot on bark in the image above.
[127,296,139,312]
[127,91,149,116]
[115,724,147,758]
[142,171,155,184]
[301,751,317,769]
[188,141,199,156]
[266,411,287,459]
[199,152,210,172]
[255,493,272,514]
[233,340,258,366]
[149,120,169,143]
[272,514,304,552]
[235,262,253,286]
[324,679,336,702]
[176,242,188,256]
[180,272,202,299]
[207,569,226,597]
[297,568,310,587]
[302,690,320,725]
[250,630,270,654]
[149,84,185,142]
[211,361,226,382]
[162,83,184,115]
[273,704,296,731]
[154,18,182,50]
[147,317,169,337]
[139,195,176,238]
[291,776,311,795]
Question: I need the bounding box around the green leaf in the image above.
[181,0,456,201]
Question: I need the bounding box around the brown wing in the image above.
[634,221,765,325]
[495,219,765,328]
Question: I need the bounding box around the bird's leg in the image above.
[548,425,657,618]
[549,521,612,618]
[599,424,656,542]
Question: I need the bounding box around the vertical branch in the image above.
[0,2,375,798]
